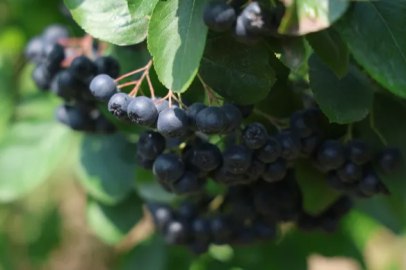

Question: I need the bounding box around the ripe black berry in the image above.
[337,162,362,183]
[153,153,185,183]
[192,217,211,242]
[244,159,265,182]
[233,13,261,44]
[301,133,322,157]
[94,56,120,78]
[378,147,403,174]
[196,107,227,135]
[346,140,372,165]
[221,103,243,133]
[157,107,189,138]
[223,145,252,174]
[108,93,133,120]
[25,36,44,63]
[137,131,166,160]
[242,123,268,149]
[239,2,273,35]
[43,42,65,71]
[262,159,287,183]
[163,220,190,245]
[90,74,118,101]
[69,56,97,82]
[154,98,170,114]
[290,109,321,138]
[203,0,236,32]
[55,104,94,131]
[212,165,245,185]
[359,170,382,196]
[276,130,302,160]
[32,64,53,90]
[255,136,282,163]
[127,96,158,126]
[316,140,345,170]
[135,152,154,170]
[171,171,204,195]
[187,103,207,131]
[189,143,222,172]
[42,24,69,42]
[147,203,173,230]
[53,69,77,98]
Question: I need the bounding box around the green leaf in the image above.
[279,0,349,35]
[115,235,166,270]
[77,133,136,205]
[336,0,406,99]
[134,167,177,203]
[64,0,149,45]
[306,28,349,78]
[309,54,374,124]
[295,160,341,214]
[86,193,143,245]
[148,0,208,93]
[0,61,16,140]
[126,0,159,18]
[27,208,61,265]
[199,37,276,105]
[275,37,309,72]
[233,227,364,270]
[0,234,14,270]
[0,122,74,202]
[354,93,406,233]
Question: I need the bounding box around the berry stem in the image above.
[114,64,149,82]
[61,52,82,67]
[82,34,94,58]
[209,195,224,211]
[118,81,139,88]
[197,73,221,105]
[169,90,173,107]
[343,123,353,143]
[369,109,388,146]
[146,74,155,100]
[252,109,288,131]
[128,60,153,97]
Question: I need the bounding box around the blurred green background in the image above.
[0,0,406,270]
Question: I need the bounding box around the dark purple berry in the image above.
[108,93,133,120]
[137,131,166,160]
[196,107,227,135]
[157,107,189,138]
[127,96,158,126]
[153,153,185,183]
[223,145,252,174]
[242,123,268,149]
[203,0,236,32]
[316,140,345,170]
[90,74,117,101]
[255,136,282,163]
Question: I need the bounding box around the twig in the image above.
[369,109,388,146]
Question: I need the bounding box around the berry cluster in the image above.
[25,24,118,133]
[135,101,402,252]
[105,86,246,139]
[148,181,353,255]
[203,0,285,44]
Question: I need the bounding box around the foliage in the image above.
[1,0,406,269]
